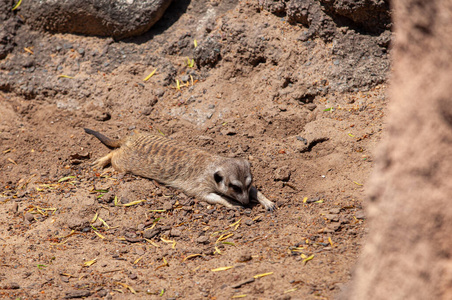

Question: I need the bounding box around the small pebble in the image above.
[196,235,209,244]
[231,278,254,288]
[305,103,317,111]
[306,197,320,203]
[296,136,308,145]
[143,228,160,239]
[24,212,34,223]
[355,210,365,219]
[135,246,145,256]
[327,223,341,232]
[245,219,253,226]
[124,237,143,243]
[2,282,20,289]
[170,229,181,237]
[237,252,252,262]
[329,208,341,214]
[10,202,18,213]
[220,128,237,136]
[64,290,91,299]
[155,89,165,97]
[162,202,173,211]
[325,214,339,222]
[120,197,130,204]
[274,166,291,182]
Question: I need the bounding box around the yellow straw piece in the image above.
[143,68,157,81]
[211,266,233,272]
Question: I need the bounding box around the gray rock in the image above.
[143,227,161,239]
[305,103,317,111]
[19,0,173,39]
[120,197,130,204]
[231,278,255,288]
[329,208,341,214]
[274,166,291,182]
[245,219,253,226]
[196,235,209,244]
[10,202,18,213]
[236,252,252,262]
[194,37,222,68]
[64,289,91,299]
[220,128,237,136]
[170,229,181,237]
[2,282,20,289]
[162,201,173,211]
[325,214,339,222]
[24,212,35,223]
[97,289,108,297]
[65,214,90,230]
[155,89,165,97]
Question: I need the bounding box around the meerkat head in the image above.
[213,158,253,205]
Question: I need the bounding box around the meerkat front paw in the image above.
[258,193,276,211]
[250,186,276,211]
[203,193,241,209]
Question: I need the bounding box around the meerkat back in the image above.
[110,133,216,185]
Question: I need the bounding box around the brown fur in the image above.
[84,128,275,210]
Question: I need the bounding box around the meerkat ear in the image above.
[214,171,223,183]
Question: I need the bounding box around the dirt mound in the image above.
[344,0,452,298]
[1,0,388,298]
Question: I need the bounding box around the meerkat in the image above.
[84,128,275,211]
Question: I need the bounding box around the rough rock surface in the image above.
[344,0,452,299]
[259,0,391,37]
[0,0,21,59]
[18,0,173,39]
[259,0,391,92]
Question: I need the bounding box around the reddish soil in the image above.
[0,1,387,299]
[344,0,452,298]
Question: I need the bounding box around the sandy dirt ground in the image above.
[0,0,388,299]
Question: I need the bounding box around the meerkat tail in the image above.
[84,128,122,149]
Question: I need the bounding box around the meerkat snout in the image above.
[213,158,253,205]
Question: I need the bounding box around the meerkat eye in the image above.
[230,184,242,193]
[214,171,223,183]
